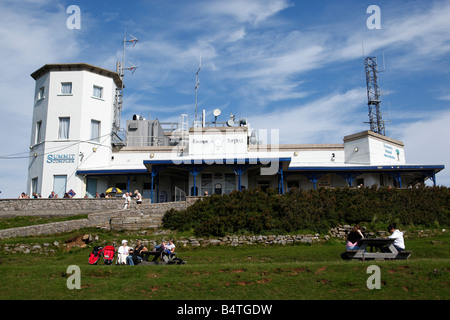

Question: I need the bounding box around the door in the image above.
[86,177,97,198]
[53,175,67,198]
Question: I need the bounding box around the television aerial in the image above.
[113,30,140,136]
[195,54,202,124]
[124,62,138,75]
[126,34,139,47]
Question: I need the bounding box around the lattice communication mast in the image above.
[364,56,385,135]
[114,32,139,135]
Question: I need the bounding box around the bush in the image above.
[162,186,450,237]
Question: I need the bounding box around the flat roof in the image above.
[30,63,123,88]
[343,130,404,147]
[288,164,444,172]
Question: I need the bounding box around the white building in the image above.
[27,63,444,201]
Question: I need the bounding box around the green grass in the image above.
[0,231,448,300]
[0,215,88,230]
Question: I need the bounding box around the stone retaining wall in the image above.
[0,198,124,217]
[0,198,198,239]
[5,198,425,241]
[0,219,89,239]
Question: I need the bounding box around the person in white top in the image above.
[123,192,131,209]
[134,190,143,204]
[165,239,176,255]
[388,223,405,251]
[117,240,131,264]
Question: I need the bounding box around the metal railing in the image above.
[174,186,186,202]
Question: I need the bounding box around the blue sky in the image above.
[0,0,449,198]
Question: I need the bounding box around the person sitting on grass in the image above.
[117,240,131,265]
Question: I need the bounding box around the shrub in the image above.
[162,186,450,236]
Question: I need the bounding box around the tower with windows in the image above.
[28,63,122,198]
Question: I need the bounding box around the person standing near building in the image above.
[134,190,143,204]
[123,192,131,209]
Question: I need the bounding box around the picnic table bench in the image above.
[341,238,412,261]
[140,250,185,265]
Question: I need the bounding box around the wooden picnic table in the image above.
[140,250,185,265]
[141,250,169,262]
[341,238,411,260]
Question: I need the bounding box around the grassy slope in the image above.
[0,232,448,300]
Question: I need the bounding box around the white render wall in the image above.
[27,64,414,199]
[28,68,117,198]
[343,131,405,165]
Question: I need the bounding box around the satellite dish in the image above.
[213,108,221,117]
[226,119,234,127]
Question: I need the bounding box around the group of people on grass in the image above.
[117,239,175,265]
[346,223,405,252]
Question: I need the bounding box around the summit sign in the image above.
[47,154,76,164]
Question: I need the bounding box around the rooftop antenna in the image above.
[364,55,385,135]
[195,54,201,125]
[127,34,139,47]
[120,30,140,78]
[124,62,138,74]
[114,30,139,135]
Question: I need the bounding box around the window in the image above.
[53,175,67,198]
[37,86,45,100]
[93,85,103,99]
[61,82,72,95]
[224,173,236,194]
[32,177,39,196]
[287,180,300,192]
[116,183,127,191]
[90,120,100,142]
[201,174,212,196]
[58,117,70,140]
[35,121,42,144]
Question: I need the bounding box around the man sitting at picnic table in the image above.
[127,240,148,265]
[387,223,405,252]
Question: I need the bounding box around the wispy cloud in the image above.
[1,0,450,198]
[335,1,450,69]
[250,88,367,144]
[393,110,450,186]
[200,0,291,25]
[0,1,82,197]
